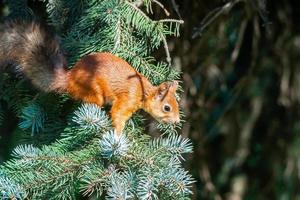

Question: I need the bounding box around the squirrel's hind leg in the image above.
[79,92,105,107]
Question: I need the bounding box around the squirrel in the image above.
[0,20,180,136]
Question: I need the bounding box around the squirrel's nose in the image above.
[174,116,180,123]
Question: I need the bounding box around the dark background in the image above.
[166,0,300,199]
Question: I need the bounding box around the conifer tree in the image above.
[0,0,194,199]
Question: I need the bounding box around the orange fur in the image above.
[1,21,179,135]
[66,53,180,135]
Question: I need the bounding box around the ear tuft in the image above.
[169,80,178,92]
[155,80,179,100]
[156,82,170,100]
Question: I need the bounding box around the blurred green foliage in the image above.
[165,0,300,199]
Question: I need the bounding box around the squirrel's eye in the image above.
[163,104,171,112]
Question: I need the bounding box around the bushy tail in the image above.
[0,20,68,92]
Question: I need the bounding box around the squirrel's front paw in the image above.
[113,129,123,141]
[100,130,129,158]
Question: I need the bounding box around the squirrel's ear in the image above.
[156,82,170,100]
[156,81,178,100]
[169,80,178,93]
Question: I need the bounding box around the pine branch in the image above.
[0,0,193,199]
[192,0,244,38]
[18,103,46,135]
[100,131,130,158]
[0,172,26,199]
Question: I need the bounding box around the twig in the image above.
[126,1,183,66]
[192,0,244,39]
[127,1,149,20]
[235,96,262,166]
[158,19,184,24]
[152,0,170,16]
[132,0,170,16]
[113,17,122,52]
[230,19,248,63]
[161,34,172,66]
[171,0,182,19]
[127,2,183,25]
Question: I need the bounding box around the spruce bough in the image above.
[0,0,194,199]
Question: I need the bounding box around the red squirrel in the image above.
[0,21,180,136]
